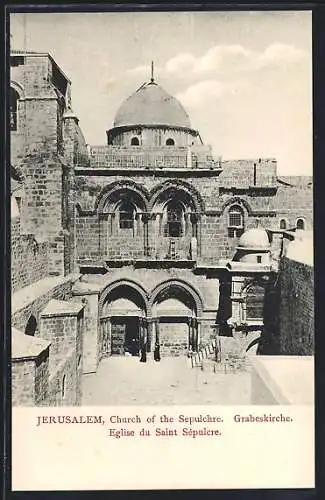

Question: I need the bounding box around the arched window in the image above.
[164,200,184,237]
[228,205,244,238]
[245,285,265,320]
[296,218,305,230]
[131,137,139,146]
[25,315,37,337]
[119,201,135,230]
[10,87,20,131]
[279,219,287,230]
[166,138,175,146]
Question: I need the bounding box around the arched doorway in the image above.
[25,315,37,336]
[100,282,148,357]
[151,281,202,356]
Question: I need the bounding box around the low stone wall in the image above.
[251,356,314,405]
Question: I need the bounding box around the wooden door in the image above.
[111,322,126,355]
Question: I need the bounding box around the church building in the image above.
[10,51,313,405]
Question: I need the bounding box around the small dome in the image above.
[237,228,270,250]
[114,81,191,129]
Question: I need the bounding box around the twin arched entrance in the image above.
[99,280,202,357]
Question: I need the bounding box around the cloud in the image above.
[254,43,307,69]
[165,53,197,73]
[122,43,307,95]
[155,42,307,78]
[176,79,247,108]
[193,44,253,73]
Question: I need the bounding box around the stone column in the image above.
[135,213,141,237]
[231,277,245,324]
[196,319,201,351]
[192,214,201,256]
[187,317,191,350]
[148,213,157,257]
[155,318,160,346]
[146,318,152,353]
[158,213,163,236]
[191,318,195,351]
[142,213,149,257]
[184,212,189,236]
[101,317,111,358]
[111,212,117,236]
[107,318,112,356]
[190,213,198,239]
[154,318,161,361]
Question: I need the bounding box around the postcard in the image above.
[9,9,314,491]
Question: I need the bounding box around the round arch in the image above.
[296,217,306,230]
[10,80,25,99]
[221,196,253,216]
[279,218,289,230]
[96,180,150,213]
[99,279,149,316]
[25,314,37,337]
[150,279,204,317]
[241,281,266,322]
[149,180,205,213]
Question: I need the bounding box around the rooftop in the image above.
[12,327,50,360]
[41,299,84,318]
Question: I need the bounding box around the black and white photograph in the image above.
[9,10,313,410]
[7,7,317,492]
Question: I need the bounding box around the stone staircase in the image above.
[189,337,250,374]
[189,339,219,368]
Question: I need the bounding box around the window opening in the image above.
[119,201,135,230]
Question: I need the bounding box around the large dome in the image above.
[114,81,191,129]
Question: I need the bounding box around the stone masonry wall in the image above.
[85,266,219,314]
[12,359,35,406]
[48,348,78,406]
[275,178,313,229]
[11,216,49,294]
[75,167,278,265]
[263,257,314,355]
[11,54,67,276]
[278,257,314,354]
[159,322,189,356]
[40,312,83,406]
[12,348,50,407]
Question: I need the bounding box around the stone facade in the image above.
[10,50,313,406]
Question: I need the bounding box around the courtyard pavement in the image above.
[82,355,252,405]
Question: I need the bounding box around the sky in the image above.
[10,11,312,176]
